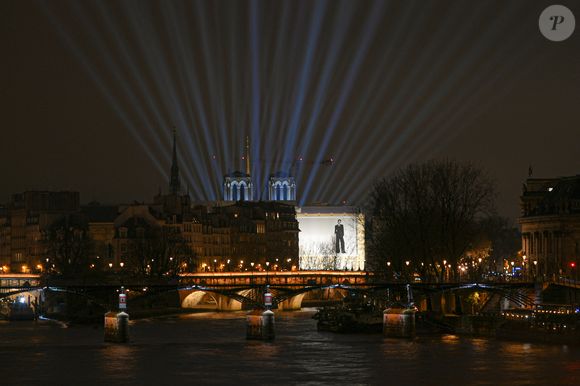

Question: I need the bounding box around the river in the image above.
[0,309,579,385]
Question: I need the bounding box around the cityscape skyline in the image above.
[1,2,580,384]
[2,1,579,220]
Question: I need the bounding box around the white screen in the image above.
[299,215,357,257]
[297,209,364,270]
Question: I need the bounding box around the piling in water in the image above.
[104,311,130,343]
[383,307,416,338]
[246,309,275,340]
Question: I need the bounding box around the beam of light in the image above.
[327,0,522,203]
[186,0,231,195]
[342,4,537,204]
[226,2,244,176]
[131,1,222,199]
[160,2,222,199]
[350,20,542,202]
[321,1,486,202]
[41,1,543,207]
[39,2,168,183]
[300,0,387,205]
[93,1,210,199]
[272,2,307,173]
[127,2,218,199]
[263,0,293,182]
[292,1,357,196]
[312,0,433,202]
[87,1,209,199]
[67,1,205,199]
[249,0,262,198]
[280,0,327,169]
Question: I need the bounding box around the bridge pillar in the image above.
[216,295,242,311]
[104,288,129,343]
[534,282,543,306]
[104,311,129,343]
[418,297,428,312]
[246,309,275,341]
[444,292,456,314]
[454,294,463,314]
[278,293,306,311]
[383,307,416,338]
[500,295,510,311]
[427,293,443,313]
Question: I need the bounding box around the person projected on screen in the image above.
[335,219,345,254]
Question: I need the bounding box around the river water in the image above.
[0,309,579,385]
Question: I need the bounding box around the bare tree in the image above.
[478,215,521,273]
[299,240,336,270]
[367,159,495,282]
[127,227,195,279]
[44,214,93,278]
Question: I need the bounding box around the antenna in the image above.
[245,136,251,176]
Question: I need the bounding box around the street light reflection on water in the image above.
[0,310,579,385]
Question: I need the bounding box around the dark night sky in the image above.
[1,0,579,220]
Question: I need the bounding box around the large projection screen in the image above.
[297,207,365,271]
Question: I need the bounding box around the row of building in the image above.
[0,191,301,274]
[0,133,365,275]
[1,130,577,278]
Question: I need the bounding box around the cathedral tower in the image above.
[223,136,254,201]
[268,172,296,201]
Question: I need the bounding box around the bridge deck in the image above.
[180,271,371,286]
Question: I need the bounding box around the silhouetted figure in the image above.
[335,219,345,254]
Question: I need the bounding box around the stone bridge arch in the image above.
[179,288,262,311]
[405,283,536,314]
[180,290,218,309]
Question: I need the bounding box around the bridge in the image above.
[1,272,578,313]
[0,273,41,289]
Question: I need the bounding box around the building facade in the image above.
[0,191,80,273]
[520,175,580,279]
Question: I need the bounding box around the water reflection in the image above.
[100,344,138,381]
[0,311,579,385]
[242,340,280,359]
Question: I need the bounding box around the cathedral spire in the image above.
[245,135,251,176]
[170,127,180,194]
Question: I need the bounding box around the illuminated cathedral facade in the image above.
[223,137,296,202]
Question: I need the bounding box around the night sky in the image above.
[1,0,579,220]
